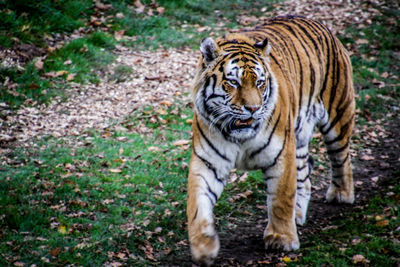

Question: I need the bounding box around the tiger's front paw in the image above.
[263,230,300,251]
[190,233,219,266]
[189,222,220,266]
[325,183,354,204]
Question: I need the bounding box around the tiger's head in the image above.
[193,34,277,142]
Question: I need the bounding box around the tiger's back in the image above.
[187,16,354,265]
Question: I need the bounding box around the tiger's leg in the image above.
[187,154,226,265]
[320,113,355,203]
[294,115,318,225]
[263,135,299,251]
[295,149,313,225]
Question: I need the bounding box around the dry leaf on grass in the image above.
[352,254,370,264]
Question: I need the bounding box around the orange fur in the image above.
[187,16,355,265]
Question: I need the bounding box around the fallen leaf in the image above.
[196,26,211,33]
[95,0,112,11]
[381,72,389,78]
[43,70,68,78]
[63,59,72,65]
[148,146,162,152]
[142,240,156,261]
[172,139,190,146]
[66,73,76,81]
[134,0,145,13]
[155,107,167,115]
[56,70,68,76]
[360,155,374,161]
[50,247,61,257]
[352,254,369,264]
[58,226,67,235]
[156,7,165,15]
[34,59,44,70]
[355,39,369,45]
[109,168,122,173]
[116,12,124,19]
[376,219,389,227]
[160,100,173,107]
[114,30,125,41]
[282,256,292,263]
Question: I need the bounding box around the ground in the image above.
[0,0,399,266]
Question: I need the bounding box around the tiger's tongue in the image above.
[235,118,254,126]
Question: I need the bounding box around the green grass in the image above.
[0,31,115,109]
[0,0,93,47]
[0,102,266,265]
[296,190,400,266]
[339,1,400,121]
[0,104,192,265]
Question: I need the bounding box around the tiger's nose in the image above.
[244,105,261,114]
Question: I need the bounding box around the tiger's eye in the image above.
[228,79,239,87]
[256,80,265,87]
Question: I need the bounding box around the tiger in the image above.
[186,15,355,265]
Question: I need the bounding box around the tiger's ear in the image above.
[254,38,271,56]
[200,37,219,64]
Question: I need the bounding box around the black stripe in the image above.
[250,112,281,159]
[296,153,308,159]
[297,164,307,171]
[197,173,218,203]
[320,99,353,135]
[327,41,340,115]
[192,208,198,222]
[298,18,325,51]
[327,143,348,155]
[324,116,353,145]
[332,180,341,188]
[267,77,273,99]
[196,120,230,162]
[219,40,254,48]
[291,19,322,61]
[319,26,334,100]
[193,148,224,184]
[297,175,310,183]
[201,193,216,206]
[331,153,349,169]
[261,127,288,173]
[297,192,306,198]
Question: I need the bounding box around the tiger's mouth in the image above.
[232,118,255,130]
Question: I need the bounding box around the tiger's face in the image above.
[194,35,276,142]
